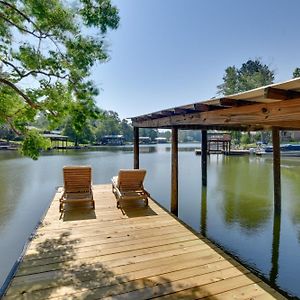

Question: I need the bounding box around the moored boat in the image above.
[256,144,300,156]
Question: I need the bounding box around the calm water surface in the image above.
[0,144,300,298]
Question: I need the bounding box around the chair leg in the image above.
[92,200,95,210]
[117,200,120,209]
[59,202,63,213]
[145,198,148,206]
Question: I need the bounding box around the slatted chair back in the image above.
[117,169,146,191]
[63,166,92,193]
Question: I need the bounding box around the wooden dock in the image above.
[4,184,285,299]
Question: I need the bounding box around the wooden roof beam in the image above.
[132,98,300,129]
[219,98,256,107]
[174,108,195,114]
[264,87,300,100]
[150,112,171,118]
[183,103,224,112]
[159,110,175,116]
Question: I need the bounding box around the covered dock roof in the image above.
[131,77,300,130]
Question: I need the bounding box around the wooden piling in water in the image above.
[171,127,178,216]
[272,127,281,212]
[201,130,207,186]
[134,127,139,169]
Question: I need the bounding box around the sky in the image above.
[93,0,300,120]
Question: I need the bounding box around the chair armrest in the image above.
[114,186,122,199]
[111,177,118,188]
[59,190,66,202]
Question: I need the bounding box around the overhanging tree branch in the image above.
[1,59,23,77]
[0,77,39,109]
[1,60,72,83]
[0,0,42,34]
[0,12,39,36]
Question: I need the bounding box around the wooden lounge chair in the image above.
[59,166,95,213]
[111,169,150,208]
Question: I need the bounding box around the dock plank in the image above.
[3,184,285,299]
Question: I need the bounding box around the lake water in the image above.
[0,144,300,298]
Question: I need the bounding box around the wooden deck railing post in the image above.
[201,130,207,186]
[133,127,139,169]
[272,127,281,212]
[171,127,178,216]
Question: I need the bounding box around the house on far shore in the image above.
[281,131,300,142]
[101,135,125,145]
[42,130,69,149]
[155,137,168,143]
[139,136,152,144]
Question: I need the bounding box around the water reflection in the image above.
[217,157,273,233]
[1,147,300,298]
[200,187,207,237]
[282,164,300,243]
[0,154,28,231]
[270,209,281,285]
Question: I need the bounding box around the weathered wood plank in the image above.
[132,97,300,129]
[264,87,300,100]
[3,184,285,300]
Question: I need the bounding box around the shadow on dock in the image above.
[3,184,286,299]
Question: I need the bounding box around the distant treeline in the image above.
[0,110,203,145]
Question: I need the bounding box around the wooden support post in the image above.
[133,127,139,169]
[201,130,208,186]
[171,127,178,216]
[272,127,281,212]
[270,208,281,284]
[200,187,207,237]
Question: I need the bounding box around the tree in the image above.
[62,118,95,146]
[158,130,171,141]
[293,68,300,78]
[217,59,274,145]
[120,119,133,142]
[95,111,121,142]
[0,124,16,141]
[0,0,119,158]
[217,66,239,95]
[217,59,274,95]
[139,128,158,141]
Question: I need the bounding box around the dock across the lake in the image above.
[4,184,285,299]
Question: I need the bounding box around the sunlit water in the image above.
[0,144,300,298]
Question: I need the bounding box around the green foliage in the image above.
[293,68,300,78]
[158,130,171,141]
[139,128,158,141]
[120,119,133,142]
[240,133,251,145]
[179,130,200,142]
[0,124,16,141]
[217,59,274,144]
[95,111,121,142]
[59,110,134,145]
[231,131,241,144]
[0,0,119,158]
[20,130,51,160]
[217,59,274,96]
[62,117,96,146]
